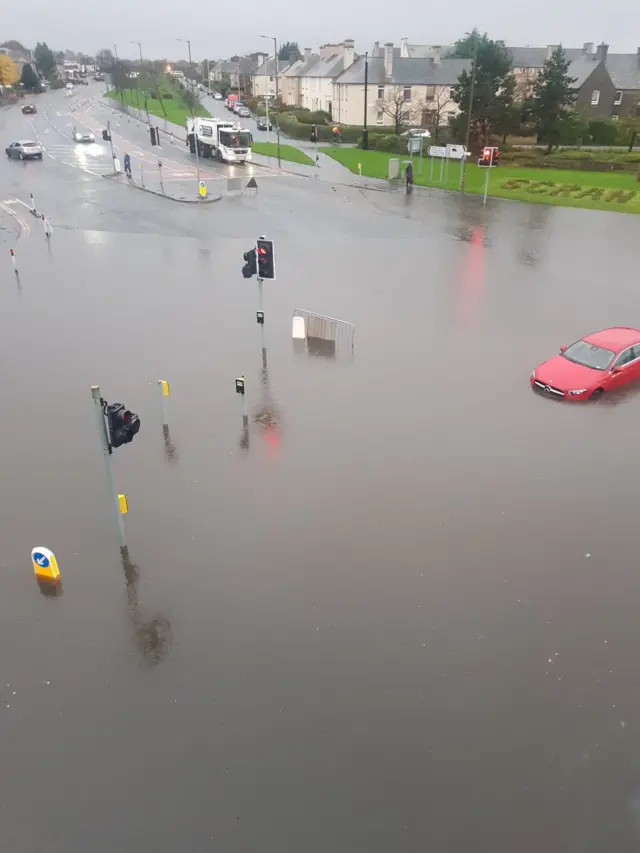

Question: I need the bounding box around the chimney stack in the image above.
[546,44,559,60]
[400,37,408,57]
[384,42,393,78]
[343,39,355,70]
[304,47,312,59]
[582,42,594,56]
[373,41,379,56]
[596,42,609,63]
[432,45,441,65]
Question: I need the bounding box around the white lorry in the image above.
[185,117,252,164]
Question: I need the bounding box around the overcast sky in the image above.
[4,1,639,60]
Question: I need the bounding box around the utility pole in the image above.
[107,120,116,173]
[261,35,281,167]
[263,57,271,143]
[362,51,369,150]
[177,38,201,194]
[460,39,479,192]
[131,41,149,123]
[113,44,123,105]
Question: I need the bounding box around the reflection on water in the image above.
[121,550,172,667]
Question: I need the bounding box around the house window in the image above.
[269,76,273,82]
[425,85,435,100]
[590,89,600,105]
[377,85,384,100]
[403,85,412,101]
[376,111,384,125]
[611,114,619,121]
[614,91,623,105]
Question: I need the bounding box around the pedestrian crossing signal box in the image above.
[478,146,499,167]
[235,377,246,395]
[102,129,111,142]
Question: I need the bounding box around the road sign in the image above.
[31,547,60,582]
[407,137,422,154]
[446,144,469,160]
[428,146,448,158]
[199,181,207,198]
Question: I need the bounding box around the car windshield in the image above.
[562,340,615,371]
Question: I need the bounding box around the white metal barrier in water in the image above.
[292,309,355,351]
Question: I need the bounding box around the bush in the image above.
[365,134,408,154]
[588,120,619,146]
[50,78,65,90]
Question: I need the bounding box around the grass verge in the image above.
[251,142,314,166]
[105,82,209,126]
[321,148,640,215]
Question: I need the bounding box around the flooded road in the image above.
[2,118,640,850]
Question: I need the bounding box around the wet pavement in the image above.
[2,87,640,853]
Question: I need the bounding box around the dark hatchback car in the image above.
[21,103,37,114]
[257,117,273,131]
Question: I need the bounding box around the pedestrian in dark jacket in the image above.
[405,161,414,191]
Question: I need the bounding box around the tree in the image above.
[0,55,19,86]
[96,48,115,71]
[422,87,454,140]
[21,62,39,90]
[278,41,300,62]
[34,42,56,79]
[451,30,516,148]
[0,40,29,53]
[381,87,415,134]
[531,46,577,153]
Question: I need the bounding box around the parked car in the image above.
[237,107,250,118]
[213,92,223,100]
[21,103,37,115]
[256,117,273,131]
[531,326,640,400]
[5,140,43,160]
[73,129,95,143]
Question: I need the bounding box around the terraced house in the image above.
[332,42,470,130]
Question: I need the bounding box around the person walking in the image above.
[405,160,414,192]
[123,152,132,179]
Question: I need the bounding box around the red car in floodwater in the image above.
[531,327,640,400]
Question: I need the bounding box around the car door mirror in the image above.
[559,345,567,353]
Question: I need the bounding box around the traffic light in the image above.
[242,248,257,278]
[256,238,275,281]
[478,146,499,167]
[102,129,111,142]
[105,402,141,449]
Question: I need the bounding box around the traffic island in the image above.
[102,172,224,204]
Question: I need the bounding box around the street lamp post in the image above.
[177,38,201,194]
[260,35,281,168]
[362,51,369,150]
[459,39,479,192]
[131,41,149,123]
[113,43,123,104]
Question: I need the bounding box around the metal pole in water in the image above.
[157,380,169,428]
[483,166,490,206]
[91,385,127,554]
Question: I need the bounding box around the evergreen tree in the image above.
[531,46,577,153]
[451,31,516,148]
[21,63,40,91]
[34,42,56,79]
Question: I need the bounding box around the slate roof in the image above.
[336,55,471,86]
[251,58,289,77]
[606,53,640,91]
[509,46,584,68]
[404,44,453,58]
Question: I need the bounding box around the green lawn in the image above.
[251,142,314,166]
[321,148,640,215]
[105,81,209,127]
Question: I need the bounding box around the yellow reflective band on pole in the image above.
[160,380,170,397]
[118,494,128,515]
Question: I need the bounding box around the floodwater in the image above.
[2,177,640,852]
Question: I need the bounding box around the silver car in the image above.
[73,130,96,143]
[5,140,43,160]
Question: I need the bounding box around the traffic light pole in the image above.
[91,385,127,555]
[107,121,116,174]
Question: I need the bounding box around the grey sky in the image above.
[5,1,639,60]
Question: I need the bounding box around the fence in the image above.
[292,309,355,351]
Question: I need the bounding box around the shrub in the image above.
[50,78,65,90]
[588,120,622,146]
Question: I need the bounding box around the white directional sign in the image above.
[407,137,422,154]
[428,146,448,158]
[446,144,469,160]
